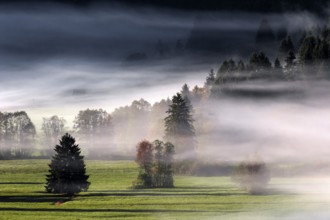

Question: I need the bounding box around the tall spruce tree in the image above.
[45,133,90,196]
[204,69,216,90]
[279,36,294,56]
[285,50,296,68]
[164,93,195,159]
[274,58,282,69]
[298,35,316,64]
[237,60,245,72]
[249,52,272,71]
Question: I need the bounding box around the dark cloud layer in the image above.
[0,3,326,126]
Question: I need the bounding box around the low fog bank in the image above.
[2,65,330,167]
[0,59,206,127]
[197,79,330,165]
[1,3,330,166]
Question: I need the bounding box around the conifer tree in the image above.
[298,35,316,64]
[237,60,245,72]
[181,83,191,100]
[218,60,230,74]
[249,52,272,71]
[165,93,194,138]
[279,36,294,55]
[45,133,90,196]
[227,59,236,72]
[205,69,215,87]
[274,58,282,69]
[313,39,329,61]
[164,93,195,159]
[285,50,296,68]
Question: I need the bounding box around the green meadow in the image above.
[0,160,329,220]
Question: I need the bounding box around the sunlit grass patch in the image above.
[0,160,328,219]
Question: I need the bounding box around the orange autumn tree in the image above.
[134,140,154,188]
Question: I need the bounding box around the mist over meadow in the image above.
[2,1,330,220]
[0,2,329,166]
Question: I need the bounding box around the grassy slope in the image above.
[0,160,328,220]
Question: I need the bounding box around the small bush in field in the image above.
[231,156,270,194]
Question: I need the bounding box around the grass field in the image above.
[0,160,329,220]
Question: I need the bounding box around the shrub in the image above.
[231,156,270,194]
[133,140,175,189]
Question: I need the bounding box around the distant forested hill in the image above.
[2,0,330,15]
[109,0,329,13]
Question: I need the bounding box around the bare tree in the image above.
[73,109,112,158]
[42,115,66,157]
[0,111,36,158]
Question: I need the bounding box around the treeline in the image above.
[0,92,198,160]
[0,111,36,159]
[111,0,329,13]
[0,100,166,159]
[7,0,327,14]
[2,26,330,160]
[208,25,330,89]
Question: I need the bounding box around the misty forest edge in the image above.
[1,20,330,159]
[1,19,330,196]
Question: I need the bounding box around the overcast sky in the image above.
[0,2,326,128]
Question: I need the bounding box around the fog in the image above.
[196,79,330,163]
[0,2,328,158]
[0,3,326,127]
[2,3,330,219]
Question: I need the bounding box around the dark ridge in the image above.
[221,88,303,99]
[0,0,329,15]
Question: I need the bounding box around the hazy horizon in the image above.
[0,3,326,129]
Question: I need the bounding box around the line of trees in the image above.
[0,92,197,160]
[0,111,36,159]
[108,0,329,14]
[206,26,330,95]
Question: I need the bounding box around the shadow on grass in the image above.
[0,182,43,185]
[244,188,297,196]
[0,187,293,204]
[86,188,294,196]
[78,192,248,197]
[0,207,247,213]
[0,195,71,203]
